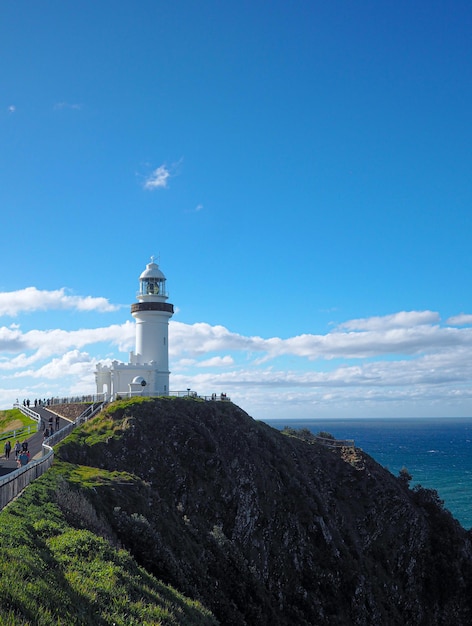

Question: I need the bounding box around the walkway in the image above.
[0,407,71,477]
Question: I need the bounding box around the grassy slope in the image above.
[0,460,217,626]
[0,409,37,436]
[6,397,471,625]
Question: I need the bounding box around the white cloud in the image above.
[164,312,472,418]
[8,105,15,113]
[17,350,93,380]
[0,287,120,317]
[2,309,471,369]
[198,355,234,368]
[2,305,472,418]
[0,321,134,362]
[170,321,264,356]
[173,350,472,392]
[446,313,472,326]
[0,325,24,352]
[337,310,440,331]
[169,314,472,362]
[143,164,171,190]
[273,325,469,360]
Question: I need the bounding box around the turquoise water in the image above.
[263,417,472,530]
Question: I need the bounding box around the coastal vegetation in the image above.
[0,397,471,624]
[0,461,216,626]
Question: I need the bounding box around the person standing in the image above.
[17,450,29,467]
[14,440,21,460]
[4,440,11,459]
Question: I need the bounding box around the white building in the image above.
[95,258,174,400]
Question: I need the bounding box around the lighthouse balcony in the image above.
[131,302,174,314]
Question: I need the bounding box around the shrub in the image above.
[398,466,412,486]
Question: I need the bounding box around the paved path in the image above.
[0,407,71,476]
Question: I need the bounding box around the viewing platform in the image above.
[314,435,355,449]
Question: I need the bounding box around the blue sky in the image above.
[1,1,472,419]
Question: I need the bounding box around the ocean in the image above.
[263,417,472,530]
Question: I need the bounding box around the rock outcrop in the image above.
[57,397,472,625]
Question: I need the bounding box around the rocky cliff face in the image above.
[57,398,472,625]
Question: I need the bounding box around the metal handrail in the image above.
[12,403,41,428]
[0,446,54,510]
[0,425,35,443]
[0,401,107,511]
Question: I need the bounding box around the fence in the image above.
[109,390,231,401]
[314,435,355,449]
[0,425,35,444]
[19,395,106,409]
[169,391,231,401]
[1,393,226,511]
[0,445,54,510]
[13,404,42,427]
[0,401,106,511]
[44,402,104,447]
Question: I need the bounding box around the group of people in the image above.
[210,392,228,401]
[3,439,30,467]
[22,398,50,408]
[20,395,95,408]
[3,407,64,471]
[42,414,60,439]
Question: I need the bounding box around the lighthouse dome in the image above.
[140,261,166,280]
[137,258,168,299]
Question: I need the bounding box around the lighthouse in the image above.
[131,257,174,391]
[95,258,174,399]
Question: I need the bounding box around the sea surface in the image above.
[263,417,472,530]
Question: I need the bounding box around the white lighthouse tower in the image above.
[131,257,174,391]
[95,258,174,399]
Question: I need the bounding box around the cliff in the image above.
[54,397,472,625]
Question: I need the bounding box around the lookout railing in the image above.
[0,424,36,444]
[2,392,228,511]
[314,435,355,449]
[110,390,231,402]
[0,445,55,510]
[170,391,231,401]
[0,401,106,511]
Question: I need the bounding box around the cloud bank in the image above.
[0,287,119,317]
[1,284,472,418]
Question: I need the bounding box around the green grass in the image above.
[105,396,153,414]
[0,463,217,626]
[0,408,36,432]
[0,409,37,448]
